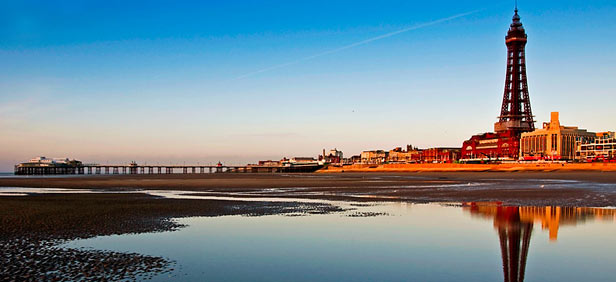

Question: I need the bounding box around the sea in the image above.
[58,197,616,281]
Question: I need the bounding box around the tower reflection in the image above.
[463,202,616,282]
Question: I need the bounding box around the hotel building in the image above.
[577,132,616,161]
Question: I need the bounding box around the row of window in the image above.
[580,144,616,151]
[508,51,524,58]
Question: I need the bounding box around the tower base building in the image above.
[461,131,520,162]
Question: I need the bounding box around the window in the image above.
[551,134,558,151]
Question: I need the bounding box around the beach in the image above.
[2,172,616,280]
[1,171,616,205]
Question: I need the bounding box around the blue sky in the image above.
[1,0,615,170]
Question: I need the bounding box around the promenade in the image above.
[319,162,616,173]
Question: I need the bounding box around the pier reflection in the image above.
[463,203,616,282]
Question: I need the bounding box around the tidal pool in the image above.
[63,202,616,281]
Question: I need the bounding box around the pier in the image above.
[14,164,322,175]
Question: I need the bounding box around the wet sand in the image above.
[1,172,616,206]
[3,170,616,188]
[2,172,616,280]
[0,193,342,281]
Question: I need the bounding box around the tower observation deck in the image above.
[494,9,534,133]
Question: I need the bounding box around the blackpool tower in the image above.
[460,8,535,161]
[494,8,534,133]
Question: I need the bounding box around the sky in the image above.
[1,0,615,170]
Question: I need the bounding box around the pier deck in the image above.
[14,164,322,175]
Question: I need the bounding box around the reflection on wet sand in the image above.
[464,203,616,282]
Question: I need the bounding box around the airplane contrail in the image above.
[230,9,482,81]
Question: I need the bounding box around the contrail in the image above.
[230,9,482,81]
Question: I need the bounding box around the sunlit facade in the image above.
[519,112,595,160]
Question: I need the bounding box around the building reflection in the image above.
[463,202,616,282]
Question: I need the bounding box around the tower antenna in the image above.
[515,0,518,11]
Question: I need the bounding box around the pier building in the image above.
[14,157,83,175]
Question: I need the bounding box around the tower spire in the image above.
[494,6,534,133]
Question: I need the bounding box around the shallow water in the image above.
[62,201,616,282]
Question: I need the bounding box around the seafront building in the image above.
[360,150,388,164]
[319,149,343,164]
[577,132,616,161]
[344,155,361,165]
[421,148,461,163]
[358,146,461,164]
[388,146,422,163]
[520,112,596,161]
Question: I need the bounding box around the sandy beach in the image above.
[2,171,616,205]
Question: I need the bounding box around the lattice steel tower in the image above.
[494,8,534,133]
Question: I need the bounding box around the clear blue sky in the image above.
[1,0,615,170]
